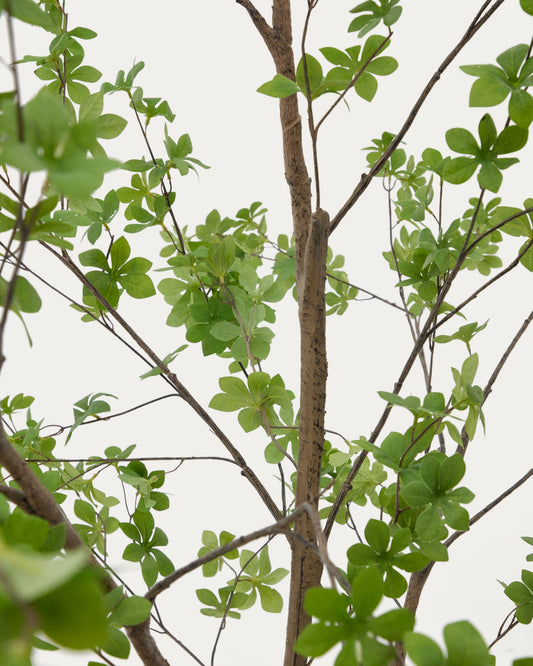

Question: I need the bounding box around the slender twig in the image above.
[26,455,240,467]
[42,243,282,522]
[329,0,507,233]
[127,92,185,254]
[315,31,392,135]
[146,501,349,602]
[326,194,487,536]
[301,1,320,206]
[145,505,308,601]
[210,538,275,666]
[45,394,180,436]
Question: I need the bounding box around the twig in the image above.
[329,0,508,233]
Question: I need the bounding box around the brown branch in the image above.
[239,3,324,664]
[403,468,533,618]
[146,505,306,602]
[146,500,348,603]
[235,0,276,54]
[0,420,170,666]
[456,306,533,455]
[44,244,282,523]
[329,0,508,233]
[286,208,329,665]
[0,483,34,513]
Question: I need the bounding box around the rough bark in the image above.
[284,209,329,666]
[236,2,327,662]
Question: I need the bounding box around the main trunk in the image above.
[284,210,329,666]
[236,1,329,661]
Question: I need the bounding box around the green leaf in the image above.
[416,505,442,541]
[404,632,446,666]
[141,553,158,586]
[444,621,492,666]
[304,588,349,622]
[439,454,465,491]
[8,0,58,32]
[296,54,324,97]
[496,44,529,79]
[257,74,299,98]
[365,519,390,553]
[72,65,101,83]
[99,625,130,659]
[492,125,528,154]
[461,353,479,384]
[509,89,533,128]
[109,596,152,626]
[12,276,41,313]
[110,236,131,269]
[96,114,127,139]
[74,499,96,525]
[351,567,383,618]
[355,71,378,101]
[443,157,478,184]
[519,240,533,271]
[35,569,108,649]
[468,74,510,107]
[295,623,348,657]
[521,0,533,14]
[368,608,414,641]
[257,585,283,612]
[446,128,479,155]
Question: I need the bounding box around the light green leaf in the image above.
[257,74,298,98]
[96,114,127,139]
[257,585,283,613]
[404,632,446,666]
[304,588,349,622]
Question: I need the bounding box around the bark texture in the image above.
[284,209,329,666]
[237,3,330,663]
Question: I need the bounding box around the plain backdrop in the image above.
[1,1,532,665]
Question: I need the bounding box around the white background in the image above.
[1,1,532,665]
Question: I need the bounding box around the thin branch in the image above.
[301,1,321,206]
[145,505,307,601]
[0,419,171,666]
[127,93,185,254]
[235,0,276,56]
[43,243,282,522]
[326,194,487,536]
[404,469,533,617]
[45,394,180,436]
[326,272,404,311]
[315,32,392,134]
[27,455,240,467]
[146,501,349,602]
[329,0,507,233]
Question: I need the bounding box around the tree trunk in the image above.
[284,210,329,666]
